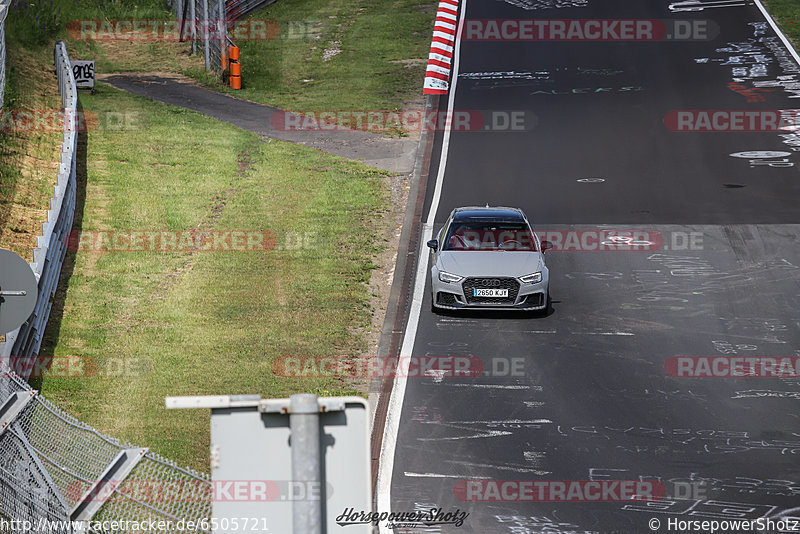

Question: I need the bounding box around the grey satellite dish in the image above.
[0,249,38,335]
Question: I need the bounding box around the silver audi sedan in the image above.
[427,206,550,313]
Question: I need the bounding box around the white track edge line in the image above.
[375,0,468,529]
[753,0,800,66]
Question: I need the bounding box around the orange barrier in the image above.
[228,45,241,89]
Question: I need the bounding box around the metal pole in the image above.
[218,0,226,73]
[289,394,322,534]
[202,0,210,70]
[190,0,196,55]
[177,0,183,40]
[179,0,190,42]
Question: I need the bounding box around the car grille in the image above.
[462,277,520,304]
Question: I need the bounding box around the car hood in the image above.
[437,251,545,278]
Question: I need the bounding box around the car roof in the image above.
[451,206,527,223]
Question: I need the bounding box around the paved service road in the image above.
[381,1,800,533]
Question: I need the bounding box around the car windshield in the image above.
[443,221,538,251]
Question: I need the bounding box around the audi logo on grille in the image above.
[476,279,501,286]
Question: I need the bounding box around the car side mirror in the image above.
[541,240,553,253]
[426,239,439,252]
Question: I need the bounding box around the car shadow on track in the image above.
[430,298,559,320]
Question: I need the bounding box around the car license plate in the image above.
[474,288,508,297]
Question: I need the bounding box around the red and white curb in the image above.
[424,0,460,95]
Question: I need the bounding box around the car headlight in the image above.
[438,271,463,283]
[519,272,542,284]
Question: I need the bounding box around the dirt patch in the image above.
[150,141,253,302]
[322,40,343,62]
[352,170,412,394]
[390,58,428,66]
[89,33,427,395]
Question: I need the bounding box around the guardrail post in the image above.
[69,448,148,523]
[0,0,8,108]
[0,390,36,435]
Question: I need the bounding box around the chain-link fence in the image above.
[169,0,278,74]
[171,0,229,74]
[0,0,10,108]
[0,42,213,532]
[0,365,212,533]
[225,0,278,21]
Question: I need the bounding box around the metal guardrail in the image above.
[0,27,234,531]
[0,42,76,364]
[0,42,213,532]
[0,41,78,365]
[0,0,10,108]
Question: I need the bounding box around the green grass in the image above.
[2,0,199,259]
[6,0,436,114]
[199,0,435,113]
[0,47,63,258]
[6,0,204,73]
[762,0,800,47]
[5,0,171,47]
[36,84,389,471]
[7,0,436,122]
[0,60,25,232]
[3,0,403,475]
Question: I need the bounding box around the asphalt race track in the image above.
[380,0,800,532]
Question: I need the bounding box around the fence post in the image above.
[190,0,196,55]
[176,0,183,39]
[289,394,322,534]
[0,0,8,109]
[218,0,226,73]
[202,0,210,70]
